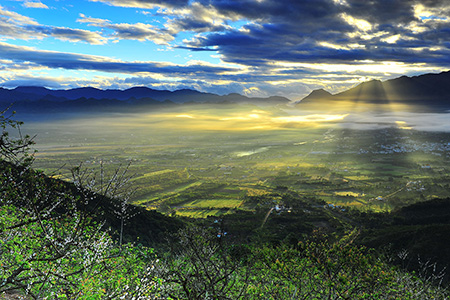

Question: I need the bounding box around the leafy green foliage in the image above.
[157,227,449,299]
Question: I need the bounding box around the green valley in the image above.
[24,104,450,218]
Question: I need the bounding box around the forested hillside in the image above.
[1,109,449,299]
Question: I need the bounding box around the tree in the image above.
[0,107,35,166]
[69,161,135,247]
[161,226,251,299]
[0,111,160,299]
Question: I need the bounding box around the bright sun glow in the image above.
[162,110,350,131]
[395,120,412,130]
[273,114,349,123]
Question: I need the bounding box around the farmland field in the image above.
[20,104,450,217]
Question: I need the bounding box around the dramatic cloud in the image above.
[163,2,235,34]
[0,0,449,99]
[180,0,450,67]
[78,2,234,44]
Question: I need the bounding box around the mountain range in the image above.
[298,70,450,110]
[0,86,289,114]
[1,70,450,114]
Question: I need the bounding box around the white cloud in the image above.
[0,7,107,44]
[0,5,39,25]
[381,34,400,44]
[23,1,49,9]
[78,14,174,44]
[340,13,372,32]
[414,4,449,22]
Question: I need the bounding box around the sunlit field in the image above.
[21,103,450,217]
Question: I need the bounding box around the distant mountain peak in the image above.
[126,86,153,91]
[72,86,101,90]
[296,70,450,110]
[310,88,332,96]
[299,88,333,104]
[14,86,51,95]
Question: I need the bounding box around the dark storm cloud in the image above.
[169,17,228,33]
[0,43,235,74]
[179,0,450,67]
[202,0,339,21]
[343,0,415,24]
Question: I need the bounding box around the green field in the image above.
[183,199,243,208]
[21,104,450,217]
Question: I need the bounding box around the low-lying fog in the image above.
[20,104,450,136]
[16,105,450,148]
[337,112,450,132]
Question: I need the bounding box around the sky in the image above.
[0,0,449,100]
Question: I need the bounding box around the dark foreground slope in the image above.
[0,159,183,247]
[356,198,450,276]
